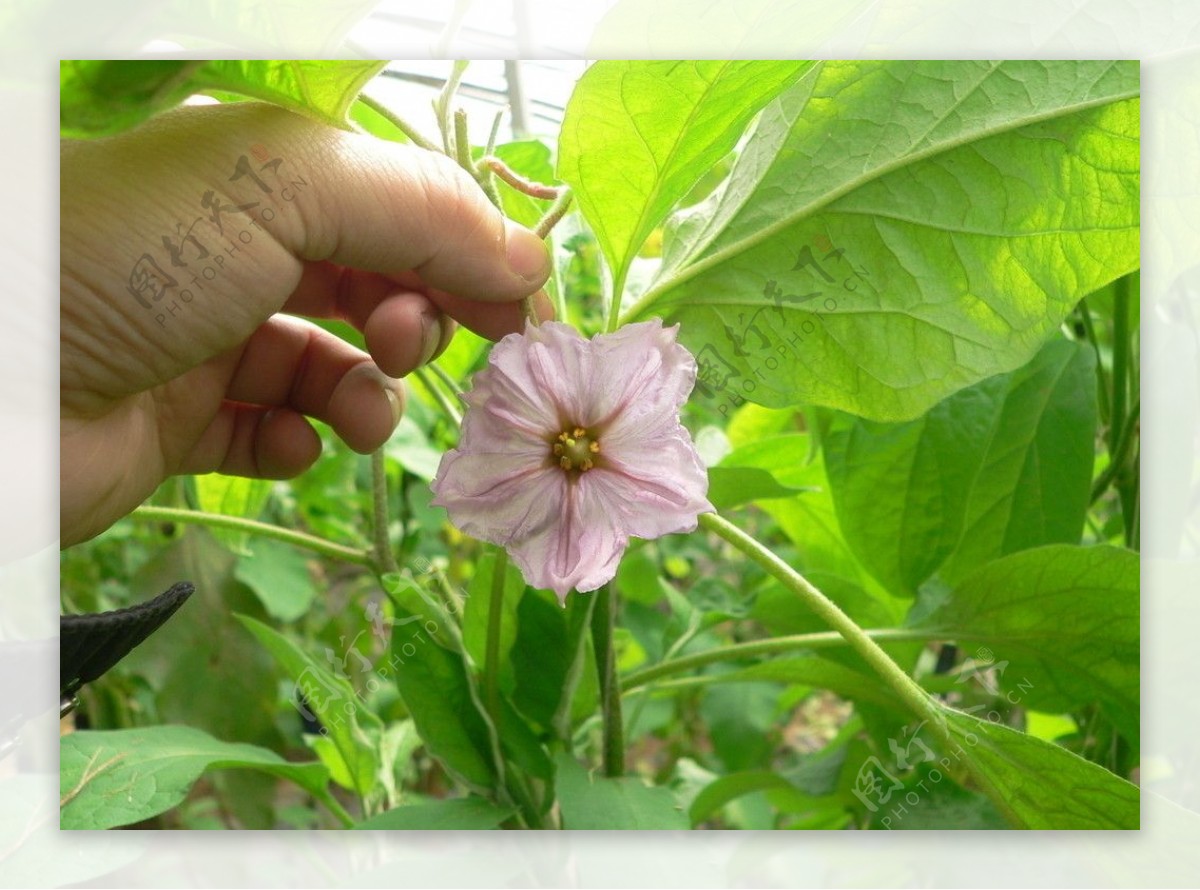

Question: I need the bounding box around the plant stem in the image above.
[534,188,573,239]
[414,365,463,426]
[480,155,561,200]
[355,93,440,152]
[621,627,930,692]
[605,262,630,334]
[591,583,624,777]
[1090,397,1140,505]
[696,512,1024,822]
[130,505,374,568]
[436,60,469,154]
[1110,275,1130,456]
[371,450,399,575]
[453,108,473,172]
[483,547,509,732]
[1076,297,1112,425]
[551,591,598,753]
[313,787,356,828]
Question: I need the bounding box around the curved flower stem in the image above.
[480,155,562,200]
[591,583,625,777]
[355,93,440,153]
[697,512,1023,823]
[621,627,932,692]
[130,505,374,568]
[371,450,399,575]
[484,547,509,732]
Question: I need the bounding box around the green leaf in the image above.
[60,725,330,830]
[913,545,1139,743]
[554,753,689,829]
[193,474,273,554]
[234,538,317,622]
[60,61,206,138]
[558,61,812,307]
[62,60,386,138]
[235,615,382,798]
[632,60,1139,420]
[824,339,1098,594]
[386,614,498,795]
[706,465,810,510]
[689,770,800,825]
[353,797,514,829]
[941,706,1139,829]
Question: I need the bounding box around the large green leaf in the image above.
[824,339,1098,594]
[558,60,812,312]
[60,725,331,830]
[630,60,1139,420]
[62,60,385,138]
[913,545,1139,743]
[353,797,513,830]
[236,615,383,798]
[555,754,689,829]
[942,706,1138,829]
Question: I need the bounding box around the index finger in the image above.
[251,105,553,302]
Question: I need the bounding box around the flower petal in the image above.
[590,428,714,540]
[506,474,627,601]
[430,453,562,546]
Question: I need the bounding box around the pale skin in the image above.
[61,102,553,547]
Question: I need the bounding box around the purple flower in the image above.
[430,319,713,601]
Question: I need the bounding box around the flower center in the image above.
[552,426,601,472]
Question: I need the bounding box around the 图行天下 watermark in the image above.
[692,234,872,417]
[125,143,310,330]
[850,646,1036,828]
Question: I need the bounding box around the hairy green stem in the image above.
[453,108,473,172]
[591,583,624,777]
[436,60,469,154]
[371,450,399,575]
[130,505,374,568]
[355,93,440,152]
[481,155,562,200]
[534,188,573,239]
[621,627,930,692]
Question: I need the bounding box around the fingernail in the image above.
[419,311,443,367]
[505,221,550,283]
[384,385,403,428]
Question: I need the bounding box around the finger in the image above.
[244,105,553,301]
[282,261,553,343]
[180,405,322,478]
[224,315,404,453]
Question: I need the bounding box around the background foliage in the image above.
[60,59,1139,830]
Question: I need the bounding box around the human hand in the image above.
[60,102,552,547]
